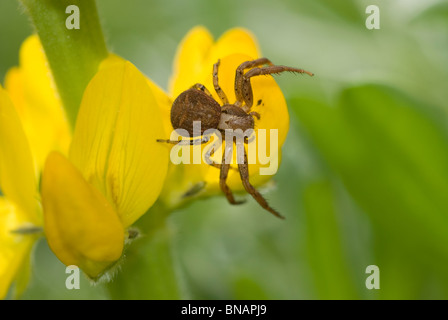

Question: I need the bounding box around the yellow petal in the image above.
[169,26,214,98]
[0,198,35,299]
[69,58,169,227]
[0,86,38,220]
[41,152,124,279]
[100,54,174,137]
[4,35,71,171]
[146,79,174,138]
[207,27,260,68]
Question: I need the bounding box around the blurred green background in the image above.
[1,0,448,299]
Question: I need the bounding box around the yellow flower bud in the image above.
[41,152,124,279]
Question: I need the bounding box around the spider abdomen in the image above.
[170,88,221,137]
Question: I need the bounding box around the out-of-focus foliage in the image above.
[1,0,447,299]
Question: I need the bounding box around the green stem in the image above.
[106,202,182,299]
[20,0,108,129]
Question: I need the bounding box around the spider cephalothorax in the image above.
[158,58,313,218]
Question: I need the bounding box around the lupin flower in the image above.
[41,55,169,279]
[1,33,169,297]
[0,35,70,299]
[157,26,290,208]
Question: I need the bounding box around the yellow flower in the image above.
[0,35,70,299]
[2,33,169,294]
[157,26,290,208]
[41,56,169,279]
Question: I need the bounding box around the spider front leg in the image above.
[237,61,314,112]
[234,58,273,109]
[238,147,284,219]
[213,60,229,104]
[220,143,245,205]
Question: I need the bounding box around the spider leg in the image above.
[238,147,284,219]
[249,111,260,120]
[205,139,238,171]
[240,65,314,111]
[213,60,229,104]
[234,58,273,108]
[156,135,211,145]
[191,83,214,98]
[220,143,245,205]
[204,138,222,169]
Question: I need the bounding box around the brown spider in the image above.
[157,58,313,218]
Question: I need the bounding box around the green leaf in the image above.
[292,84,448,297]
[303,180,359,299]
[232,276,270,300]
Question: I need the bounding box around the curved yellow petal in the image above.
[100,54,174,137]
[0,86,38,221]
[147,80,174,138]
[0,198,35,299]
[208,27,260,68]
[41,152,124,279]
[69,58,169,227]
[169,26,214,98]
[4,35,71,171]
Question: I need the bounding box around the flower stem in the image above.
[106,202,182,299]
[19,0,108,129]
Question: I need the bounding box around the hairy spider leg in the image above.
[220,143,245,205]
[249,111,260,120]
[204,137,239,171]
[190,83,214,98]
[238,62,314,112]
[213,59,229,104]
[238,147,284,219]
[204,137,222,169]
[234,58,273,109]
[204,137,222,170]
